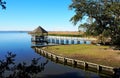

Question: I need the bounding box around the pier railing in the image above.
[48,36,96,41]
[48,36,96,44]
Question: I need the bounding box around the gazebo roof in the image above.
[29,26,48,34]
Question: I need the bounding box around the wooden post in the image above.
[44,51,46,56]
[84,62,88,69]
[77,40,80,44]
[84,41,86,44]
[66,40,69,44]
[52,39,53,43]
[72,60,77,67]
[63,58,67,64]
[71,40,74,44]
[46,52,48,57]
[97,65,102,72]
[55,38,56,44]
[35,47,37,51]
[48,39,50,43]
[51,54,53,60]
[42,51,45,56]
[40,50,42,54]
[39,49,42,54]
[37,49,39,53]
[61,39,64,44]
[48,53,51,59]
[57,39,59,44]
[55,56,59,62]
[38,49,40,53]
[53,39,55,43]
[56,38,58,44]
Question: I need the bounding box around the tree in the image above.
[0,0,6,9]
[69,0,120,45]
[0,52,48,78]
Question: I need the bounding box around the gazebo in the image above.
[29,26,48,45]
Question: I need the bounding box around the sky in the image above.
[0,0,84,31]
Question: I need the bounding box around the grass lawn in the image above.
[43,44,120,67]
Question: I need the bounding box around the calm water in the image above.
[0,32,110,78]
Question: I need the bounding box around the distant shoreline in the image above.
[0,31,30,33]
[0,31,79,32]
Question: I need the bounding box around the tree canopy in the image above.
[69,0,120,45]
[0,0,6,9]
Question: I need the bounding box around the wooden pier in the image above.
[34,47,116,76]
[48,36,96,44]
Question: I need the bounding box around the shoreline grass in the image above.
[48,31,97,38]
[48,31,84,37]
[48,34,83,37]
[43,44,120,67]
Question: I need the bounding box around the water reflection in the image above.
[40,72,93,78]
[0,52,48,78]
[0,32,115,78]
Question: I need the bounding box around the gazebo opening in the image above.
[29,26,48,45]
